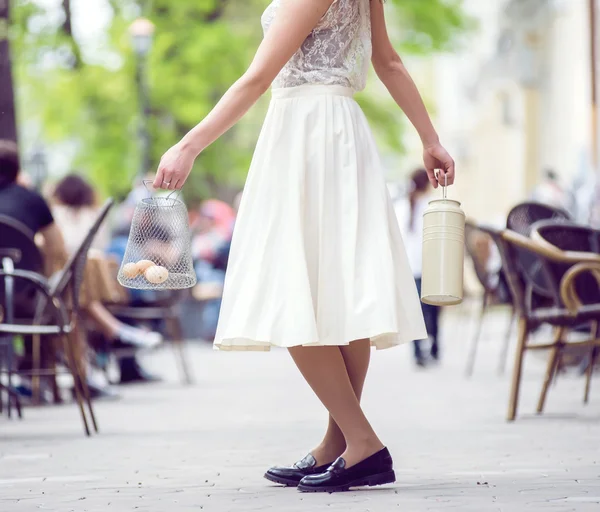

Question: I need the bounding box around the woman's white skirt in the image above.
[214,85,427,351]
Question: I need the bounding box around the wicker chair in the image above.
[490,225,600,421]
[532,221,600,407]
[464,221,515,376]
[507,202,571,236]
[0,199,114,435]
[0,215,44,417]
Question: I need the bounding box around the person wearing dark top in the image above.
[0,140,66,267]
[0,181,54,234]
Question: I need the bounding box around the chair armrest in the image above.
[560,262,600,315]
[0,249,21,263]
[0,269,71,329]
[470,223,502,238]
[529,230,600,264]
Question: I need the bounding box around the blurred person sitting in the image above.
[51,174,163,384]
[190,200,235,340]
[0,142,118,399]
[0,141,66,269]
[394,168,441,367]
[191,199,235,265]
[531,168,574,213]
[213,191,242,273]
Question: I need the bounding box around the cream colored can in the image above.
[421,189,465,306]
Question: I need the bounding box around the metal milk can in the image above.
[420,179,465,306]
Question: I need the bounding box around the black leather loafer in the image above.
[264,454,333,487]
[298,447,395,493]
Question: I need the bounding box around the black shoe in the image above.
[264,454,333,487]
[298,447,395,493]
[119,357,162,384]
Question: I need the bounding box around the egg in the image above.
[136,259,155,273]
[122,262,139,279]
[144,265,169,284]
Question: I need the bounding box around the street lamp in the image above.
[129,18,155,178]
[129,18,155,56]
[28,146,47,192]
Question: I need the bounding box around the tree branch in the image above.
[61,0,83,68]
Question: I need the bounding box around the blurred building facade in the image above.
[400,0,596,223]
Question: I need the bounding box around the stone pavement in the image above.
[1,309,599,511]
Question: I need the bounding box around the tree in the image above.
[0,0,17,143]
[10,0,471,201]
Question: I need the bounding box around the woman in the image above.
[395,168,441,367]
[153,0,455,492]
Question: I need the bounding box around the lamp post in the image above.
[28,146,47,192]
[129,18,155,178]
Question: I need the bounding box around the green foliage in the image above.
[11,0,471,202]
[389,0,475,54]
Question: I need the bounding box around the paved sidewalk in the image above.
[1,310,599,511]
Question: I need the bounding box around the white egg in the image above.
[145,265,169,284]
[122,262,139,279]
[136,259,155,273]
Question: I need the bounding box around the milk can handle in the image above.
[437,172,448,200]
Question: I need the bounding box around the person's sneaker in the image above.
[116,326,163,349]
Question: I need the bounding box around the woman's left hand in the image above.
[153,143,197,190]
[423,142,455,189]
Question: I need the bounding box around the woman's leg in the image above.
[85,301,124,339]
[85,301,162,348]
[311,339,371,464]
[413,278,427,365]
[289,341,384,468]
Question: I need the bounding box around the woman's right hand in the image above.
[423,143,455,189]
[153,142,197,191]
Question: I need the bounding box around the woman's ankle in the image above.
[341,438,385,467]
[311,441,346,465]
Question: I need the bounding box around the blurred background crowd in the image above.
[2,0,600,424]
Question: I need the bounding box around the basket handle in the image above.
[142,179,183,205]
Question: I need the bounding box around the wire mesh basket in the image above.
[118,183,197,290]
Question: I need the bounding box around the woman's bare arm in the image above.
[154,0,335,190]
[370,0,454,187]
[38,223,68,275]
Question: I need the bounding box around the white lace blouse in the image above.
[261,0,372,92]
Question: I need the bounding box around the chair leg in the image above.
[507,317,529,422]
[0,348,4,413]
[32,334,42,405]
[584,346,599,404]
[498,306,516,375]
[537,328,564,414]
[0,383,22,418]
[6,336,14,419]
[77,348,98,433]
[584,322,599,404]
[0,346,5,413]
[466,295,487,377]
[71,326,99,433]
[165,316,193,385]
[62,335,91,436]
[14,389,22,419]
[79,375,98,433]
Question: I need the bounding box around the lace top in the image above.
[261,0,372,92]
